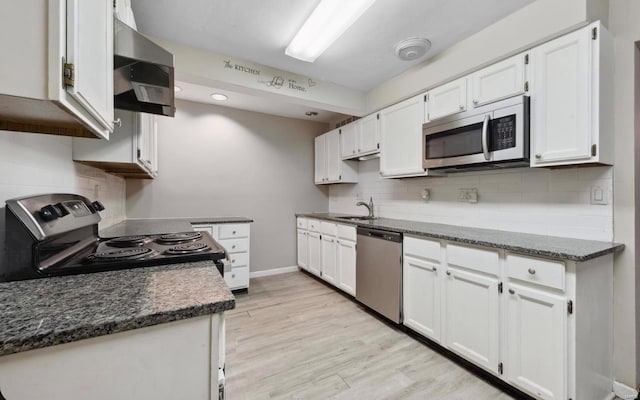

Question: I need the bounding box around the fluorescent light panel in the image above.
[286,0,376,62]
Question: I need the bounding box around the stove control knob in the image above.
[91,201,105,212]
[39,204,63,221]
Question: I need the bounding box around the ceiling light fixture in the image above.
[305,111,319,117]
[174,85,182,92]
[285,0,376,63]
[210,93,228,101]
[395,37,431,61]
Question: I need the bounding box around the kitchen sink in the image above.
[335,216,378,221]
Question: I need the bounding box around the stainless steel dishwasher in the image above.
[355,226,403,323]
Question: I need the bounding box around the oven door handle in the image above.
[481,114,491,161]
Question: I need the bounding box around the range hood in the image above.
[113,19,175,117]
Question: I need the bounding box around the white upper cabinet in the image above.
[0,0,114,139]
[340,122,359,159]
[530,21,613,167]
[471,52,527,108]
[315,129,358,184]
[379,93,428,178]
[425,77,467,122]
[73,110,158,179]
[340,114,380,160]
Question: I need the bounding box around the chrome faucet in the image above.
[356,197,374,219]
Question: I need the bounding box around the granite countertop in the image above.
[100,217,254,237]
[0,261,234,357]
[297,213,624,262]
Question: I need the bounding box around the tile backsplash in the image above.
[330,159,613,241]
[0,131,126,229]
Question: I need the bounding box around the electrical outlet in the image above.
[459,188,478,203]
[421,188,431,201]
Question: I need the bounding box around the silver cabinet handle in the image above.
[535,154,542,159]
[509,289,515,294]
[113,118,122,128]
[481,114,490,161]
[528,268,536,275]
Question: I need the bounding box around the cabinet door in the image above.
[403,256,441,343]
[444,268,500,374]
[321,235,338,286]
[314,135,327,184]
[359,113,380,155]
[337,239,356,296]
[137,112,154,171]
[65,0,114,131]
[506,283,567,400]
[296,229,308,270]
[426,77,467,121]
[340,123,358,159]
[326,129,342,182]
[530,27,591,165]
[307,231,322,277]
[471,53,526,107]
[379,94,426,177]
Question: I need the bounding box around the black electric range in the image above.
[1,194,226,282]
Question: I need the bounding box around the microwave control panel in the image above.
[490,115,517,151]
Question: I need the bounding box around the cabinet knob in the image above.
[232,259,236,263]
[473,99,478,105]
[535,154,542,159]
[232,274,236,278]
[358,148,361,152]
[232,245,236,249]
[446,271,451,276]
[432,267,437,272]
[459,105,464,110]
[352,150,356,154]
[113,118,122,128]
[528,268,536,275]
[509,289,515,294]
[232,230,237,234]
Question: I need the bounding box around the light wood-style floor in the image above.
[225,271,515,400]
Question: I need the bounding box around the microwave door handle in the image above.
[481,114,490,161]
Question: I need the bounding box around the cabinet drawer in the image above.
[308,219,321,232]
[297,218,308,229]
[192,224,218,239]
[446,243,499,276]
[506,254,565,291]
[219,223,249,239]
[228,252,249,268]
[218,238,249,254]
[337,224,356,241]
[225,266,249,290]
[320,221,337,236]
[404,236,441,263]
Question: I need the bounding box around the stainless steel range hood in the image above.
[114,19,175,117]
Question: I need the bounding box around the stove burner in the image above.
[166,242,210,255]
[157,231,203,244]
[91,247,154,261]
[105,235,149,247]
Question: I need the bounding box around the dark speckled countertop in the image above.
[297,213,624,262]
[100,217,253,237]
[0,261,234,356]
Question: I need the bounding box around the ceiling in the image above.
[131,0,534,92]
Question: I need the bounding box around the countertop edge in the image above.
[296,213,624,262]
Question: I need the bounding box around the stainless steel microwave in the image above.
[422,96,530,172]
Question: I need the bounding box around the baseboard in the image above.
[249,266,299,278]
[614,380,638,399]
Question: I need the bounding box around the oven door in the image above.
[422,112,492,169]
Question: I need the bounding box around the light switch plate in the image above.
[591,186,608,205]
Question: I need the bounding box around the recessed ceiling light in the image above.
[210,93,228,101]
[305,111,319,117]
[285,0,376,63]
[174,85,182,92]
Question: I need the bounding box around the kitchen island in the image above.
[0,261,234,399]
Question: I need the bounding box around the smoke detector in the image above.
[395,37,431,61]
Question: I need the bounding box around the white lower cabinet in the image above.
[0,314,223,400]
[296,218,356,296]
[192,222,251,290]
[444,267,500,374]
[402,235,614,400]
[505,283,566,400]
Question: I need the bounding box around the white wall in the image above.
[330,160,613,241]
[0,131,127,265]
[126,99,330,272]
